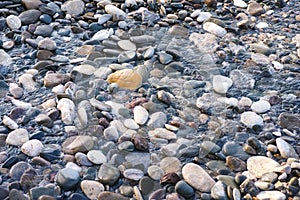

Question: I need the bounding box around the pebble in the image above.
[123,168,144,181]
[247,2,264,16]
[256,191,286,200]
[118,40,136,51]
[124,119,139,130]
[2,115,18,130]
[21,139,43,157]
[19,73,36,92]
[147,112,167,130]
[6,15,21,30]
[147,165,164,181]
[57,98,76,125]
[61,0,85,16]
[238,97,252,107]
[6,128,29,146]
[196,12,212,23]
[34,25,53,37]
[240,111,264,129]
[98,191,129,200]
[133,106,149,125]
[98,163,120,185]
[212,75,233,94]
[160,157,181,174]
[247,156,280,178]
[276,138,299,159]
[175,180,194,198]
[278,113,300,130]
[22,0,42,9]
[233,0,247,8]
[251,100,271,114]
[56,167,80,190]
[91,28,114,41]
[223,141,250,161]
[38,38,57,51]
[203,22,227,37]
[29,187,56,200]
[87,150,107,164]
[62,135,94,154]
[107,69,142,90]
[149,128,177,140]
[18,9,41,25]
[0,49,12,66]
[104,126,119,142]
[182,163,215,192]
[73,64,96,76]
[105,5,126,21]
[9,83,24,99]
[211,181,228,200]
[9,161,30,180]
[80,180,105,200]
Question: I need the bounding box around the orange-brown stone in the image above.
[107,69,142,90]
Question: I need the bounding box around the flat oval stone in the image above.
[21,139,43,157]
[118,40,136,51]
[107,69,142,90]
[251,100,271,114]
[175,180,194,198]
[9,161,30,180]
[56,167,80,190]
[256,191,286,200]
[240,111,264,129]
[98,191,129,200]
[147,165,164,181]
[87,150,107,164]
[6,128,29,146]
[98,163,120,185]
[80,180,104,200]
[62,135,94,154]
[123,168,144,181]
[160,157,181,174]
[133,106,148,125]
[247,156,280,178]
[203,22,227,37]
[276,138,299,159]
[182,163,215,192]
[6,15,21,30]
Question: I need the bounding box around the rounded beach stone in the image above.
[21,139,44,157]
[133,106,149,125]
[251,100,271,113]
[6,128,29,146]
[107,69,142,91]
[182,163,215,192]
[56,167,80,190]
[80,180,104,200]
[240,111,263,129]
[62,135,94,154]
[247,156,280,178]
[87,150,107,164]
[6,15,21,30]
[61,0,85,16]
[98,163,120,185]
[160,157,181,174]
[212,75,233,94]
[147,165,164,181]
[203,22,227,37]
[276,138,299,159]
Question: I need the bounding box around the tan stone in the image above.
[76,45,95,56]
[107,69,142,90]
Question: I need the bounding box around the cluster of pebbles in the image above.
[0,0,300,199]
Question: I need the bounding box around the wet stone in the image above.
[182,163,215,192]
[80,180,104,200]
[56,167,80,190]
[124,168,144,181]
[34,25,53,37]
[276,138,299,159]
[175,180,194,198]
[98,163,120,185]
[6,128,29,146]
[18,9,41,25]
[9,161,30,180]
[21,139,43,157]
[222,141,250,161]
[6,15,21,30]
[247,156,280,178]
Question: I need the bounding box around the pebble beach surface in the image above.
[0,0,300,199]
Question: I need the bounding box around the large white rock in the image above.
[251,100,271,113]
[276,138,299,159]
[247,156,280,178]
[240,111,263,129]
[203,22,227,37]
[6,128,29,146]
[105,4,126,20]
[57,98,76,125]
[21,139,44,157]
[133,106,149,125]
[212,75,233,94]
[182,163,215,192]
[233,0,247,8]
[91,28,114,41]
[256,191,286,200]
